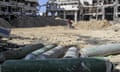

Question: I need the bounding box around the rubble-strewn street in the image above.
[1,0,120,71]
[10,24,120,49]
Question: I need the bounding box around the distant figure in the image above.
[67,19,73,29]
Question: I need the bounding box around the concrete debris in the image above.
[0,43,44,62]
[0,18,11,28]
[11,16,66,27]
[75,20,111,30]
[0,18,120,72]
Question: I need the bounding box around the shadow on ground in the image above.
[65,33,116,46]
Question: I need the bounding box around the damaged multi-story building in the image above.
[47,0,80,23]
[0,0,38,21]
[47,0,120,22]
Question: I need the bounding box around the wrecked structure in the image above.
[47,0,120,21]
[47,0,80,23]
[0,0,38,21]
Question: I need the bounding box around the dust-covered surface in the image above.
[75,19,111,30]
[7,24,120,72]
[9,23,120,48]
[1,20,120,72]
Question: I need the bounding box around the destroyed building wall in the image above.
[0,0,38,21]
[47,0,120,21]
[47,0,80,23]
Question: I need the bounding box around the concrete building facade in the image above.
[47,0,120,21]
[47,0,80,23]
[0,0,38,21]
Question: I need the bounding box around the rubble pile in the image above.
[0,19,120,72]
[0,41,21,52]
[0,42,120,72]
[11,16,66,27]
[75,19,111,30]
[0,18,11,28]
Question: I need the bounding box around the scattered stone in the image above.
[114,29,119,32]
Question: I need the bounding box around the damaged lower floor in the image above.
[46,0,120,22]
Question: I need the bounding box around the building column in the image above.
[63,11,66,20]
[80,8,83,20]
[114,7,118,20]
[96,7,98,20]
[46,11,48,16]
[114,0,118,20]
[57,11,60,17]
[102,7,105,20]
[74,11,78,24]
[8,15,11,22]
[0,7,1,12]
[51,11,55,17]
[96,0,99,20]
[6,6,9,14]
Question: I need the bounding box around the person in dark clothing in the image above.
[67,19,73,28]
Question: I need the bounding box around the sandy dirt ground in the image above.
[1,24,120,72]
[9,24,120,49]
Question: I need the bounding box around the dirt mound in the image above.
[107,24,120,32]
[75,19,111,30]
[11,16,66,27]
[0,18,11,28]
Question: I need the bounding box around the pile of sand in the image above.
[11,16,66,27]
[75,19,111,30]
[0,18,11,28]
[106,24,120,32]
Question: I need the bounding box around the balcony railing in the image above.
[11,12,22,15]
[24,6,36,10]
[17,3,25,7]
[9,1,17,5]
[0,1,10,6]
[25,0,38,3]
